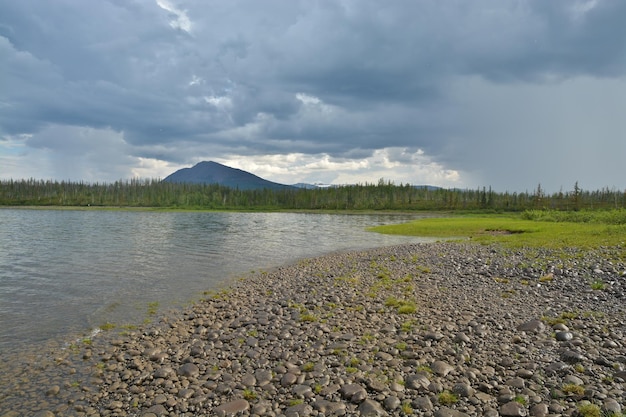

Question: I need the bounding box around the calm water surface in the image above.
[0,209,432,351]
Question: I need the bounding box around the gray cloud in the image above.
[1,0,625,191]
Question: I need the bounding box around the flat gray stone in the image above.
[555,331,573,341]
[177,362,199,378]
[144,404,168,416]
[452,382,475,397]
[500,401,528,416]
[314,399,347,414]
[284,403,313,417]
[413,396,433,411]
[340,383,368,403]
[603,398,622,414]
[281,372,298,387]
[214,399,250,417]
[406,373,430,389]
[383,395,401,411]
[530,403,549,417]
[358,399,388,416]
[561,350,586,363]
[434,407,470,417]
[432,360,454,376]
[517,319,545,333]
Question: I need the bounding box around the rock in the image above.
[561,350,586,363]
[545,361,569,375]
[292,384,313,398]
[153,366,175,378]
[251,401,271,415]
[214,399,250,416]
[255,369,273,385]
[425,331,445,340]
[144,404,168,416]
[563,374,584,385]
[108,400,124,410]
[284,402,313,417]
[603,398,622,414]
[340,383,368,403]
[241,373,256,387]
[178,388,195,399]
[383,395,401,411]
[413,396,433,411]
[390,381,405,392]
[177,362,200,377]
[314,399,347,415]
[476,392,494,402]
[281,372,298,387]
[153,394,167,404]
[406,373,430,390]
[484,409,499,417]
[506,377,526,389]
[367,378,387,392]
[454,332,471,343]
[500,401,527,416]
[432,360,455,376]
[452,382,475,397]
[358,399,388,416]
[555,331,573,341]
[434,407,470,417]
[517,319,545,333]
[529,403,548,417]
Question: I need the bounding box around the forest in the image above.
[0,178,624,212]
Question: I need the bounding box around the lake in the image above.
[0,209,433,352]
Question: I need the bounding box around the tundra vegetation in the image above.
[370,209,626,249]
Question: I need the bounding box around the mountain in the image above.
[163,161,294,190]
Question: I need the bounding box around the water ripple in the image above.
[0,209,432,349]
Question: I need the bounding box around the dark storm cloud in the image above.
[1,0,625,189]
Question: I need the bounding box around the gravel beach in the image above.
[1,242,625,417]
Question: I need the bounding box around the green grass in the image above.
[394,342,408,351]
[400,320,416,332]
[562,384,585,396]
[299,313,318,322]
[369,210,626,249]
[384,297,418,314]
[242,389,257,401]
[147,301,159,315]
[590,280,606,290]
[438,391,458,405]
[576,403,601,417]
[401,401,413,414]
[513,395,527,406]
[99,322,116,331]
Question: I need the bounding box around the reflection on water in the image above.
[0,209,432,349]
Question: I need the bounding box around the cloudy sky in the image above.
[1,1,625,192]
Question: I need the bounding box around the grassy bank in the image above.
[370,209,626,249]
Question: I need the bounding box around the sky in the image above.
[1,0,625,193]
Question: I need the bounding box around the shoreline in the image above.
[1,242,625,416]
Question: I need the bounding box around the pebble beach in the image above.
[1,242,625,417]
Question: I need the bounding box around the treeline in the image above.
[0,178,624,211]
